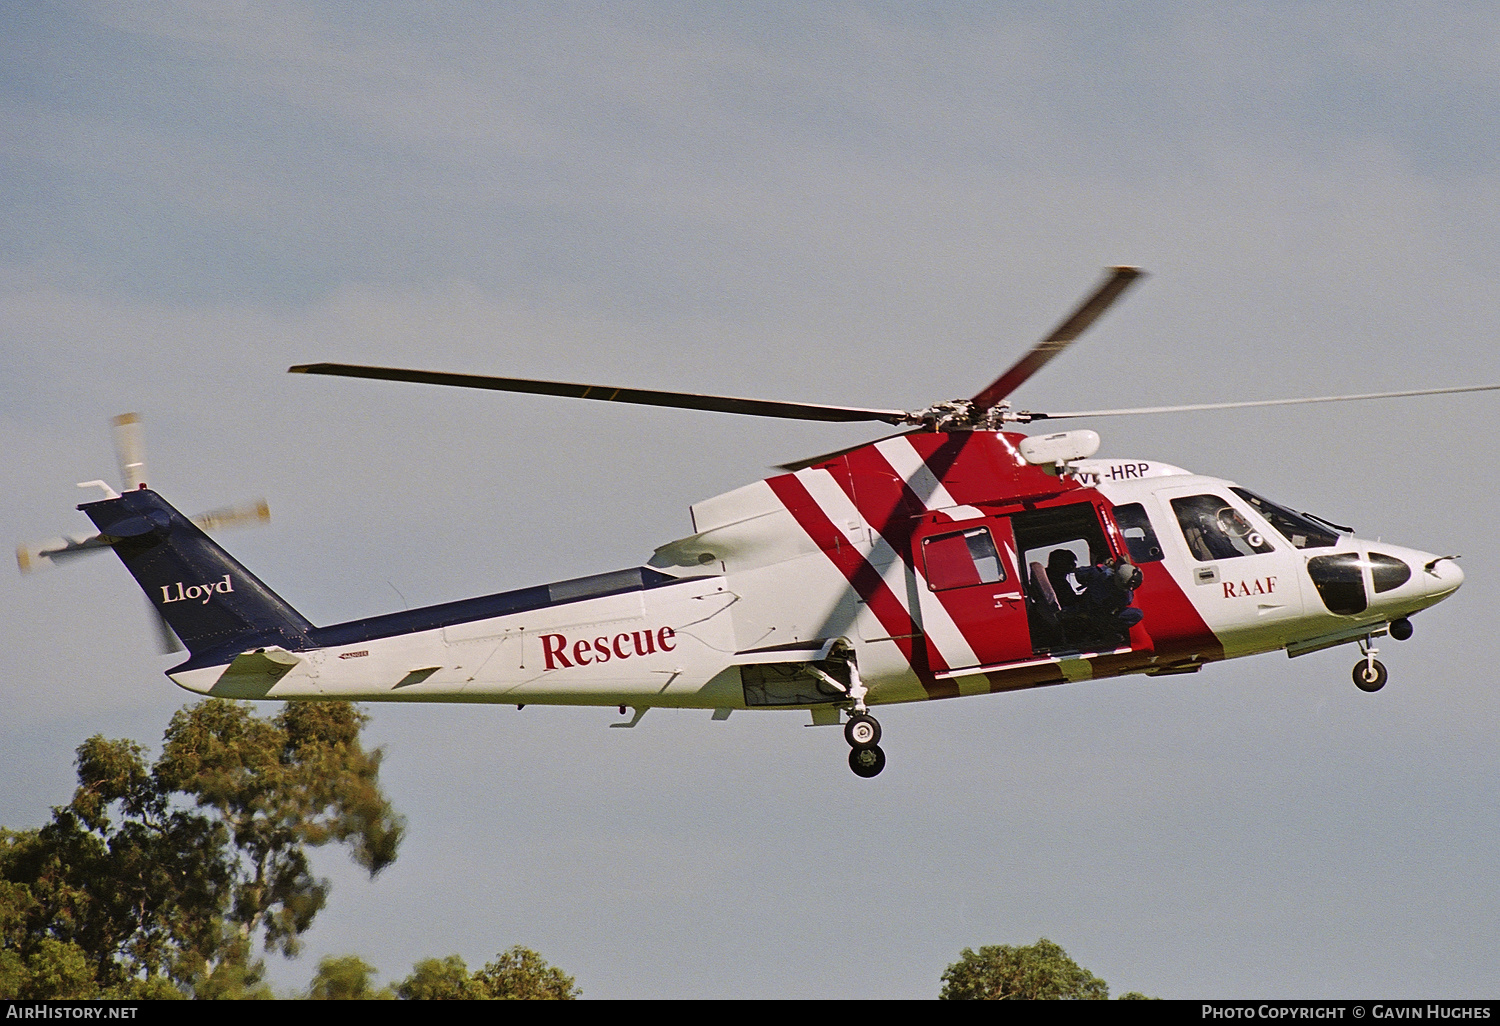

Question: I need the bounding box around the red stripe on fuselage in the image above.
[764,473,953,698]
[833,432,1221,682]
[833,434,1009,689]
[774,432,1223,698]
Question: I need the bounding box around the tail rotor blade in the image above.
[16,534,109,573]
[972,266,1144,413]
[190,499,271,533]
[112,413,147,491]
[16,498,270,576]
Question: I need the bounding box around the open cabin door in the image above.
[911,515,1033,672]
[913,501,1153,674]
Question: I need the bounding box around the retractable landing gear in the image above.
[845,711,885,778]
[813,655,886,778]
[844,712,881,748]
[1353,637,1387,693]
[1351,619,1414,693]
[849,743,886,778]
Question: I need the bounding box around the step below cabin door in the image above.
[912,515,1032,673]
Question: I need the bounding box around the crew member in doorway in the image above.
[1064,557,1145,648]
[1047,549,1083,608]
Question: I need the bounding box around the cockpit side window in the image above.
[1230,487,1338,549]
[1170,494,1276,561]
[1110,503,1164,563]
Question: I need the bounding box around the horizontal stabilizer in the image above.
[18,500,268,574]
[214,647,302,698]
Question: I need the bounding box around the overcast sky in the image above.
[4,1,1499,998]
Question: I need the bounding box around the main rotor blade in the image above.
[971,266,1144,412]
[1021,383,1500,421]
[290,363,910,425]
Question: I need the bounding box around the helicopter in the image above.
[26,267,1490,777]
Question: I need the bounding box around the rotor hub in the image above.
[906,399,1040,431]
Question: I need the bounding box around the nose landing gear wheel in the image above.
[844,713,881,749]
[849,744,886,778]
[1353,658,1388,693]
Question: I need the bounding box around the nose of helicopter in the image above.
[1333,544,1464,621]
[1384,546,1464,612]
[1418,553,1464,601]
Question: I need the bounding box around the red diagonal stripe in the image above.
[766,474,952,698]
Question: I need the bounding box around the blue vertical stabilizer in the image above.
[80,489,312,664]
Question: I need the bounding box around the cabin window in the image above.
[922,527,1004,590]
[1307,553,1367,615]
[1111,503,1164,563]
[1229,488,1338,549]
[1170,494,1276,561]
[1369,552,1412,593]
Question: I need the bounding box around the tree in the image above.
[307,955,392,1000]
[396,956,481,1000]
[0,700,404,999]
[392,948,580,1000]
[471,946,580,1000]
[940,938,1109,1000]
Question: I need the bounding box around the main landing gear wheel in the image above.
[1353,658,1388,693]
[844,713,881,749]
[849,744,886,778]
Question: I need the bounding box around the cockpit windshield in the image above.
[1230,488,1340,549]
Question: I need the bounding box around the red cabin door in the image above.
[912,515,1032,672]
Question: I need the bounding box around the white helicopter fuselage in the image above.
[50,266,1481,777]
[157,434,1461,720]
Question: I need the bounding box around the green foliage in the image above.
[2,701,581,1001]
[472,946,580,1000]
[184,936,273,1001]
[306,955,393,1000]
[396,956,481,1000]
[12,938,97,1000]
[390,948,579,1000]
[940,938,1109,1000]
[0,700,404,999]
